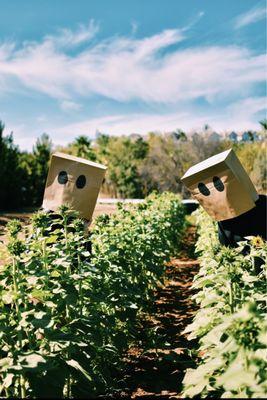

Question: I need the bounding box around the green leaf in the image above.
[2,291,14,304]
[0,357,12,370]
[66,359,92,381]
[2,373,14,388]
[217,359,257,391]
[19,353,47,369]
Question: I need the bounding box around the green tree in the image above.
[173,129,187,141]
[70,135,97,161]
[95,136,148,198]
[31,133,52,206]
[94,133,110,162]
[0,121,26,210]
[236,142,267,193]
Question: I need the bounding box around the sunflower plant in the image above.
[182,209,267,398]
[0,192,185,398]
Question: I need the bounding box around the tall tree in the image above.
[0,121,25,210]
[31,133,52,206]
[70,135,97,161]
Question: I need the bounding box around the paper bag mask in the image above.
[42,152,107,221]
[181,149,258,221]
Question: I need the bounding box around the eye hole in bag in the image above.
[189,169,256,221]
[58,171,68,185]
[190,169,235,196]
[197,182,210,196]
[197,177,225,196]
[213,176,224,192]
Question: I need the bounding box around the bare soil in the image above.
[113,226,199,399]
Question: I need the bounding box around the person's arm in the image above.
[218,221,232,247]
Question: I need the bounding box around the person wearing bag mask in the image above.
[42,152,107,253]
[181,148,266,247]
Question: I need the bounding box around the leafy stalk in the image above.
[0,193,186,398]
[183,208,267,399]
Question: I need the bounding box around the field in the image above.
[0,194,266,399]
[0,202,117,233]
[0,203,117,266]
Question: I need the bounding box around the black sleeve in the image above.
[217,195,267,247]
[218,222,231,247]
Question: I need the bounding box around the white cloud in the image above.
[52,99,264,143]
[227,96,266,118]
[44,20,99,48]
[36,115,47,122]
[4,122,34,149]
[9,96,264,151]
[12,97,266,150]
[60,100,82,111]
[1,17,266,151]
[234,5,266,29]
[53,112,191,142]
[0,21,265,105]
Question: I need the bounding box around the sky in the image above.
[0,0,266,150]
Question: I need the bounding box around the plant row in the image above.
[0,192,185,398]
[182,209,267,398]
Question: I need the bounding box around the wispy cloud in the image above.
[0,21,265,105]
[60,100,82,112]
[234,5,266,29]
[9,97,264,151]
[44,20,99,48]
[183,10,205,31]
[1,16,266,150]
[53,98,265,141]
[228,96,266,118]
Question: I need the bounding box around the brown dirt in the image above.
[92,203,117,218]
[116,226,199,399]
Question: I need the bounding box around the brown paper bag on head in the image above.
[42,152,107,221]
[181,149,258,221]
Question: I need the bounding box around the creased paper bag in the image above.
[181,149,258,221]
[42,152,107,221]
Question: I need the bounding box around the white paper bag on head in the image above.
[42,152,107,221]
[181,149,258,221]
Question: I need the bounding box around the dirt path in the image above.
[118,227,199,399]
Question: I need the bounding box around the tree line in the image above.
[0,120,266,210]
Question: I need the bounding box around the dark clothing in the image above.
[218,195,267,248]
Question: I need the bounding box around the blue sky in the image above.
[0,0,266,150]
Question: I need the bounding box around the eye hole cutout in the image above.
[213,176,225,192]
[58,171,68,185]
[76,175,86,189]
[198,182,210,196]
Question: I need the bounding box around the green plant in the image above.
[0,192,185,398]
[182,209,267,398]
